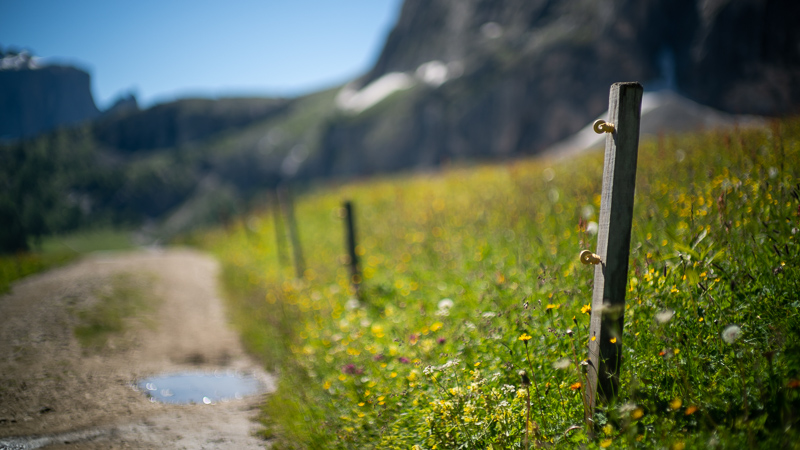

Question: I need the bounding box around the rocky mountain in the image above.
[366,0,799,116]
[0,50,100,141]
[313,0,800,178]
[3,0,800,249]
[102,93,140,118]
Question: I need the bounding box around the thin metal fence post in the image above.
[342,200,361,294]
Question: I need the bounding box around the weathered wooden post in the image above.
[581,82,643,428]
[342,200,361,293]
[278,185,305,279]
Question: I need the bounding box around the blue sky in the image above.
[0,0,403,108]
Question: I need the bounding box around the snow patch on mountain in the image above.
[336,73,415,114]
[336,60,465,114]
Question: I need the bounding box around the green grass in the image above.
[38,228,136,254]
[73,272,156,350]
[198,119,800,449]
[0,251,73,295]
[0,228,135,295]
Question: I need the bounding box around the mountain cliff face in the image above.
[368,0,799,115]
[0,52,100,140]
[313,0,800,178]
[683,0,800,114]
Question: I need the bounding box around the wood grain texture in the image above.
[584,82,643,424]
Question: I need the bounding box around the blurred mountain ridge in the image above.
[2,0,799,251]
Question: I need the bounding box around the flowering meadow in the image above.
[195,119,800,448]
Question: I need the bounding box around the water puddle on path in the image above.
[137,371,264,404]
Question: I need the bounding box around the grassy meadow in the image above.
[197,120,800,449]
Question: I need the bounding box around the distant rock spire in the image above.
[103,92,140,117]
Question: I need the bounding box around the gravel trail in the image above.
[0,249,274,449]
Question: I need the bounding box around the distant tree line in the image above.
[0,121,249,254]
[1,127,90,251]
[0,126,142,253]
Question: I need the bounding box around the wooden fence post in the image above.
[271,189,289,268]
[583,82,643,428]
[342,200,361,293]
[278,185,305,279]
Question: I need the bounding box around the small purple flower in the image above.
[342,364,363,375]
[373,354,385,361]
[437,337,447,345]
[399,357,410,364]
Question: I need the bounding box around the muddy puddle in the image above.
[137,371,265,404]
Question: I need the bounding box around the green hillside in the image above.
[0,90,343,253]
[200,120,799,449]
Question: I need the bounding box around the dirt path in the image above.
[0,248,275,449]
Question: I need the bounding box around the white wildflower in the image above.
[438,298,454,309]
[552,358,572,370]
[655,309,675,324]
[345,297,360,310]
[618,403,637,414]
[721,324,742,344]
[769,167,779,178]
[436,298,454,316]
[429,359,461,373]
